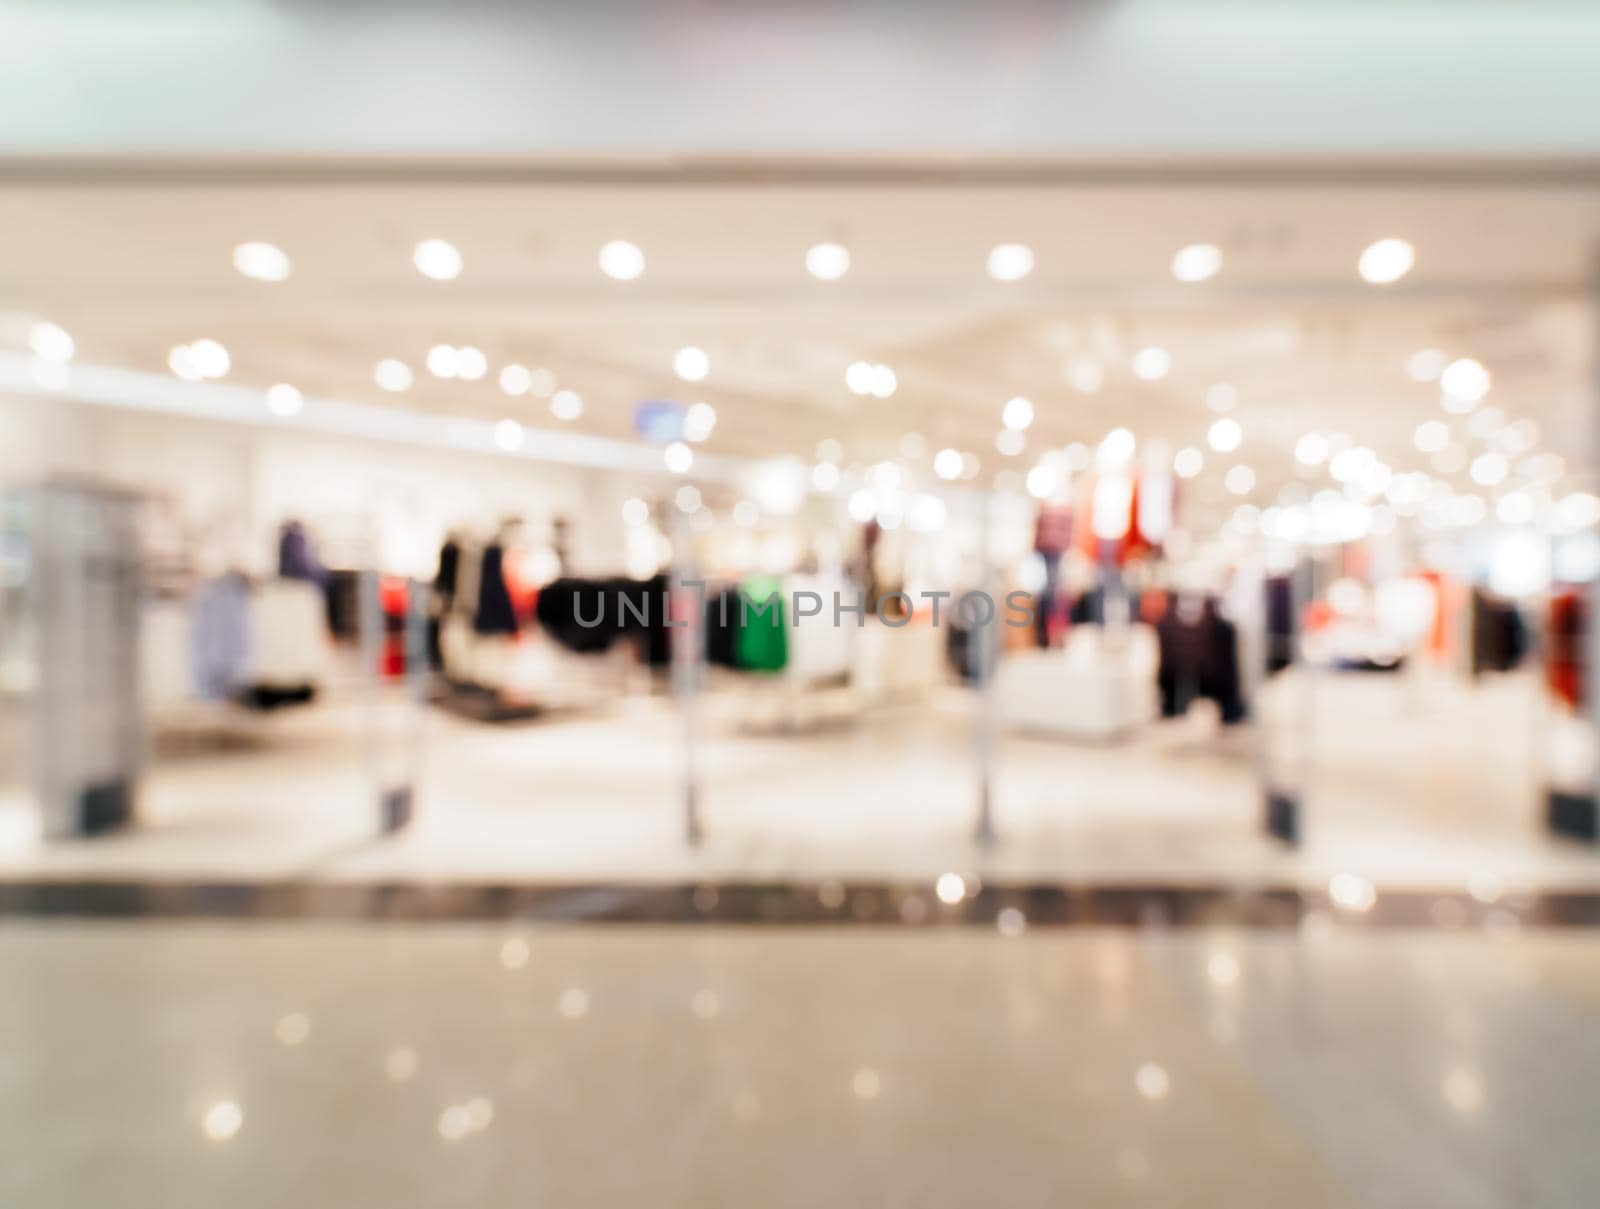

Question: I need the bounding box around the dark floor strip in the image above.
[0,880,1596,927]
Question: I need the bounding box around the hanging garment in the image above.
[277,521,327,587]
[787,572,854,681]
[1264,575,1295,675]
[473,544,519,637]
[1471,591,1527,676]
[191,573,253,701]
[1155,594,1246,724]
[249,578,330,692]
[435,539,462,604]
[704,585,743,668]
[735,575,787,672]
[1032,499,1073,645]
[1548,591,1584,709]
[536,578,621,654]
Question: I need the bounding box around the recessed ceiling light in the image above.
[1132,345,1171,382]
[1225,465,1256,495]
[1026,464,1060,500]
[1173,447,1204,478]
[1358,238,1414,285]
[664,441,693,474]
[599,239,645,281]
[1470,451,1507,486]
[684,401,717,442]
[806,242,850,280]
[1171,243,1222,283]
[811,462,841,492]
[987,243,1034,282]
[1468,406,1505,440]
[493,419,525,452]
[1406,348,1446,382]
[455,346,487,381]
[1208,417,1242,453]
[1067,359,1104,394]
[675,485,702,513]
[426,344,460,379]
[374,359,413,392]
[233,241,291,283]
[934,448,964,481]
[674,345,710,382]
[414,239,463,281]
[528,368,557,398]
[265,383,303,417]
[27,320,74,363]
[845,361,876,396]
[1295,433,1330,466]
[550,388,583,421]
[870,364,896,399]
[168,344,201,381]
[188,338,230,379]
[1098,428,1137,469]
[1002,396,1034,431]
[499,364,532,396]
[1131,346,1171,381]
[1440,357,1490,404]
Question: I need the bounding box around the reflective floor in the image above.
[4,922,1599,1207]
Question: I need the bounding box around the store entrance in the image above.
[1,166,1597,895]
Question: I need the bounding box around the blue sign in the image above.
[633,399,686,445]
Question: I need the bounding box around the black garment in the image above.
[1264,575,1295,675]
[435,540,461,602]
[1035,551,1062,648]
[632,574,673,667]
[1471,591,1527,676]
[536,578,620,654]
[473,544,519,636]
[1156,595,1246,724]
[704,586,743,668]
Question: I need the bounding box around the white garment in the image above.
[786,573,855,682]
[247,579,331,689]
[997,623,1159,739]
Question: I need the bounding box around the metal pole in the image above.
[669,506,703,846]
[1588,249,1600,839]
[974,489,997,846]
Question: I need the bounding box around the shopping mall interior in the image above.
[5,3,1600,1206]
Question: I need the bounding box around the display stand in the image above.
[10,482,143,838]
[360,570,426,833]
[1258,554,1314,845]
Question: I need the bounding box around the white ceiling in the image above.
[1,175,1597,521]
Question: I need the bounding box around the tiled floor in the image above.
[2,922,1598,1207]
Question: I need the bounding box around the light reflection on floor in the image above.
[3,923,1599,1207]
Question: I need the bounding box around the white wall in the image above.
[3,1,1599,157]
[0,394,639,578]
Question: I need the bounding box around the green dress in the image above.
[735,575,788,671]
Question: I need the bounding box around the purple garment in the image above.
[278,523,326,588]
